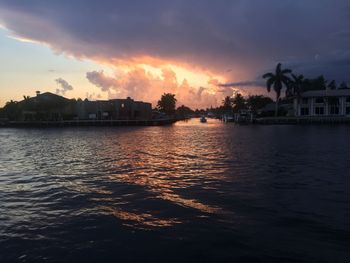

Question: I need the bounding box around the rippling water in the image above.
[1,119,350,262]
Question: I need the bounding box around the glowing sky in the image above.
[1,0,350,108]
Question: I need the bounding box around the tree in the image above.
[246,95,273,113]
[176,105,193,118]
[288,74,305,101]
[157,93,177,116]
[263,63,292,117]
[339,81,349,89]
[3,100,20,120]
[222,96,233,111]
[232,93,246,112]
[304,75,327,91]
[315,76,328,90]
[328,80,337,90]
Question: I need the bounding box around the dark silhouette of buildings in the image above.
[3,92,152,121]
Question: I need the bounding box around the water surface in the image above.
[1,119,350,262]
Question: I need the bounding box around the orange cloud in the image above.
[86,64,235,109]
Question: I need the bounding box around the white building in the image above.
[294,89,350,117]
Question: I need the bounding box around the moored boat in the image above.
[200,116,207,123]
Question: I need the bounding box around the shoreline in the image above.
[254,116,350,125]
[0,118,178,128]
[2,117,350,128]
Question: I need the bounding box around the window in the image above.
[300,107,309,116]
[301,98,308,104]
[346,107,350,115]
[329,106,339,115]
[315,107,324,115]
[315,98,324,104]
[328,97,339,105]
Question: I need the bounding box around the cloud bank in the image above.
[85,67,228,109]
[1,0,350,105]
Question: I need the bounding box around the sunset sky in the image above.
[1,0,350,108]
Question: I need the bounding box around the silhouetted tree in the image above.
[157,93,177,116]
[3,100,20,120]
[176,105,193,118]
[246,95,273,113]
[263,63,292,116]
[328,80,337,90]
[232,93,246,112]
[222,96,233,111]
[303,75,327,91]
[339,81,349,89]
[288,74,305,100]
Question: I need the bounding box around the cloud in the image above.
[1,0,350,103]
[86,67,225,109]
[55,78,73,95]
[86,71,115,92]
[219,80,265,88]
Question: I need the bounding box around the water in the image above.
[1,119,350,262]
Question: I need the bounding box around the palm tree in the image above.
[263,63,292,117]
[289,74,305,116]
[290,74,304,99]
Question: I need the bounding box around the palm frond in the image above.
[266,78,274,92]
[276,63,282,74]
[281,69,292,74]
[262,72,274,79]
[291,73,298,82]
[282,76,292,84]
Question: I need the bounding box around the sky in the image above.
[1,0,350,108]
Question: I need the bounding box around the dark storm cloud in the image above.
[1,0,350,84]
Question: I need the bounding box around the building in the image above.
[4,92,152,121]
[77,97,152,120]
[20,92,75,121]
[293,89,350,117]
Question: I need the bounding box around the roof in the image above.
[301,89,350,98]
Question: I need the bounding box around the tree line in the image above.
[156,92,274,118]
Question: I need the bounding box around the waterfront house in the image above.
[293,89,350,117]
[20,92,75,121]
[4,92,152,121]
[77,97,152,120]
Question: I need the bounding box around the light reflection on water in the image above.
[1,119,350,262]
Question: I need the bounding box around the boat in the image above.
[200,116,207,123]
